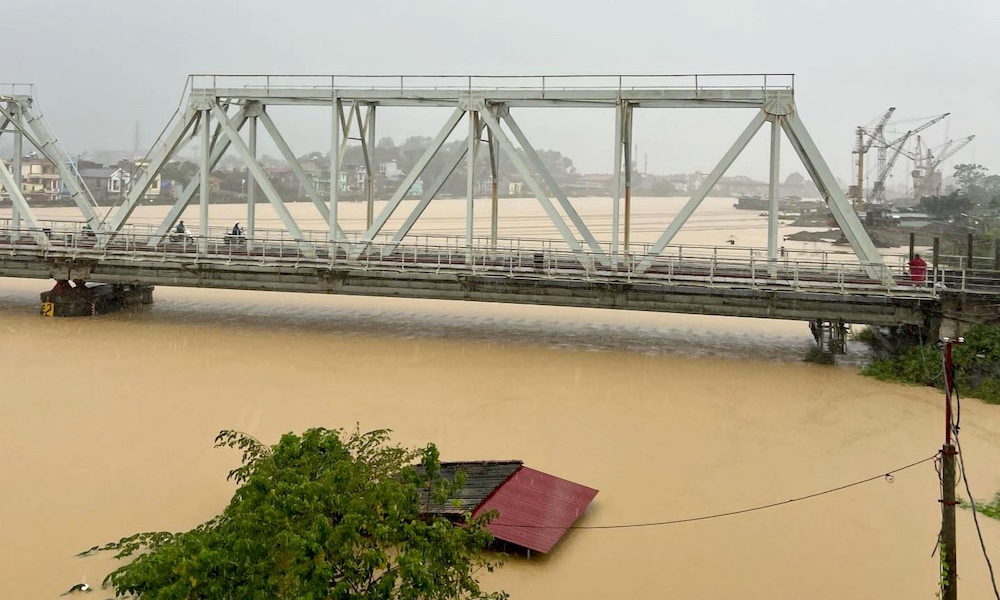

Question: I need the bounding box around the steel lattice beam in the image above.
[637,110,768,273]
[350,107,466,259]
[210,104,314,257]
[13,74,885,282]
[781,110,887,281]
[147,107,249,246]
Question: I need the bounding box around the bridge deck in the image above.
[0,224,969,327]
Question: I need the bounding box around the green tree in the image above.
[159,161,199,187]
[953,163,988,191]
[919,190,974,221]
[81,428,507,600]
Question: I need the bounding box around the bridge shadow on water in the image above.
[0,280,875,366]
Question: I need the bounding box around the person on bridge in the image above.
[231,223,243,237]
[908,253,927,283]
[176,221,187,234]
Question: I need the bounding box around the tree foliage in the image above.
[81,428,507,600]
[861,323,1000,405]
[919,190,975,221]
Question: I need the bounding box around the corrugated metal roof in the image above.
[416,460,522,516]
[473,467,598,554]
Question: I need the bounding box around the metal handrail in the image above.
[186,73,796,94]
[4,224,986,298]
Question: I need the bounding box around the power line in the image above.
[950,380,1000,599]
[494,453,940,530]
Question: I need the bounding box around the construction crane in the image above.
[851,107,895,209]
[867,112,949,204]
[909,134,976,198]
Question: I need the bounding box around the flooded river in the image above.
[1,197,997,598]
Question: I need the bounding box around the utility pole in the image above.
[940,336,962,600]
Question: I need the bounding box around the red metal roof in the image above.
[472,466,598,554]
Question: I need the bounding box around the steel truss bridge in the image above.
[1,75,997,331]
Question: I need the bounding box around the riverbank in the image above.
[861,323,1000,404]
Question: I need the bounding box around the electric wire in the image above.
[494,453,939,530]
[949,376,1000,599]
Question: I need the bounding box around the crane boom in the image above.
[885,112,949,147]
[867,131,912,203]
[862,107,895,153]
[932,135,975,169]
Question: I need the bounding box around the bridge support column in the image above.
[767,115,781,277]
[809,319,849,359]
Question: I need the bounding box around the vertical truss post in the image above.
[623,102,633,257]
[199,108,210,253]
[466,108,479,262]
[612,101,623,262]
[351,107,466,259]
[355,103,374,229]
[768,115,782,276]
[500,111,607,264]
[329,94,342,244]
[781,111,887,281]
[366,105,376,229]
[12,103,22,231]
[637,110,767,273]
[247,114,257,248]
[487,117,499,256]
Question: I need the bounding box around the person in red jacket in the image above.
[908,253,927,283]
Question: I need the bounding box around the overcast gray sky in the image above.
[5,0,997,183]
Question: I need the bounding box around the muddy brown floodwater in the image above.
[1,197,996,598]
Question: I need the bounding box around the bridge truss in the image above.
[1,74,889,280]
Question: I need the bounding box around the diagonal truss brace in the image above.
[256,108,346,239]
[0,159,48,246]
[211,104,315,257]
[383,119,486,254]
[105,108,199,233]
[500,109,607,264]
[478,108,592,263]
[146,107,248,246]
[0,101,102,229]
[636,110,768,273]
[349,107,466,259]
[781,110,887,281]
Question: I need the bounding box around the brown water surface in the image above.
[0,199,995,599]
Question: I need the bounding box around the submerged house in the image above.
[418,460,598,554]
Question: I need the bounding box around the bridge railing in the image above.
[186,73,796,94]
[21,219,925,278]
[3,222,977,299]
